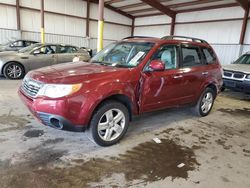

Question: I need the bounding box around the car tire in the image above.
[193,87,215,117]
[3,62,25,80]
[86,100,129,146]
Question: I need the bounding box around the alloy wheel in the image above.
[97,108,126,142]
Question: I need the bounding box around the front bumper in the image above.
[18,89,87,132]
[223,78,250,93]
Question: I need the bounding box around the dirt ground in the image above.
[0,78,249,188]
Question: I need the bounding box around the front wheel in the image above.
[86,101,129,146]
[3,62,25,80]
[193,88,215,117]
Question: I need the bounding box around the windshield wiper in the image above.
[113,64,133,68]
[91,60,111,66]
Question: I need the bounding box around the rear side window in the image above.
[202,48,216,64]
[181,45,202,67]
[59,46,78,53]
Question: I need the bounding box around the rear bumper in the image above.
[223,78,250,92]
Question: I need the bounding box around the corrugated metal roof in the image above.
[101,0,248,18]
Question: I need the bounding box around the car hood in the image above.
[0,51,17,56]
[223,64,250,74]
[28,62,133,84]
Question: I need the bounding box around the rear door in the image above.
[178,44,210,103]
[56,45,78,64]
[140,44,192,112]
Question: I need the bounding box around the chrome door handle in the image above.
[202,72,208,75]
[173,75,183,79]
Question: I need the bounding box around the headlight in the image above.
[38,83,82,98]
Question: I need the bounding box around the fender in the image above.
[78,81,139,126]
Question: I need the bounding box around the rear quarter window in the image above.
[202,48,216,64]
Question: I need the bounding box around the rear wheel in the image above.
[3,62,25,80]
[193,88,215,117]
[86,101,129,146]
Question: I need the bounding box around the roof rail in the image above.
[123,36,156,40]
[161,35,208,44]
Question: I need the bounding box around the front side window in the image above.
[234,55,250,65]
[181,45,202,67]
[202,48,216,64]
[36,45,56,54]
[151,45,177,69]
[91,42,154,67]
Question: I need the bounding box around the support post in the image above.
[86,0,90,37]
[16,0,20,31]
[41,0,45,44]
[170,14,176,35]
[239,6,249,45]
[97,0,104,52]
[131,18,135,36]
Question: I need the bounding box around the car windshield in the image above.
[19,43,42,53]
[234,54,250,65]
[90,42,154,67]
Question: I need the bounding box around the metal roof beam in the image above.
[83,0,134,19]
[140,0,175,18]
[235,0,249,10]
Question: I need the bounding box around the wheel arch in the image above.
[92,94,133,122]
[206,83,217,97]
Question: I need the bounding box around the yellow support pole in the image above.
[97,20,104,52]
[97,0,104,52]
[40,0,45,44]
[41,27,45,44]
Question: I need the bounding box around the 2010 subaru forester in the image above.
[19,36,223,146]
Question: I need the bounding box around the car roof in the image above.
[34,43,77,47]
[122,36,211,48]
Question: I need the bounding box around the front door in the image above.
[140,44,190,113]
[28,45,57,70]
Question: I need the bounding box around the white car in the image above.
[222,52,250,93]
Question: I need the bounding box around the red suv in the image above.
[19,36,223,146]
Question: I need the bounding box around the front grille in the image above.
[233,73,244,79]
[224,71,232,77]
[21,78,43,98]
[223,70,246,80]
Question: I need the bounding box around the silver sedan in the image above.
[0,43,90,79]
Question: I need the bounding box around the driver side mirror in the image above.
[33,50,40,55]
[148,60,165,71]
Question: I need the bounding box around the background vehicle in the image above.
[222,52,250,93]
[80,47,93,57]
[0,43,90,79]
[19,36,223,146]
[0,39,38,52]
